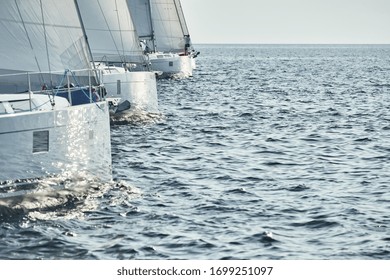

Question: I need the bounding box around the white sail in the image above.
[174,0,189,37]
[77,0,145,64]
[0,0,95,93]
[127,0,154,42]
[150,0,187,53]
[0,0,91,74]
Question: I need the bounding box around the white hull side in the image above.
[102,70,159,113]
[0,102,111,183]
[190,57,197,70]
[149,54,193,78]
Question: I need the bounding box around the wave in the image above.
[0,173,138,222]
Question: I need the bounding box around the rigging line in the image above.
[174,0,192,54]
[152,0,166,51]
[115,0,126,64]
[156,0,174,52]
[147,0,157,52]
[159,0,173,49]
[68,70,105,111]
[97,0,123,64]
[125,0,148,68]
[74,0,101,86]
[39,0,53,89]
[14,0,45,85]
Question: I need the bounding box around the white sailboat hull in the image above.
[0,101,112,183]
[99,66,159,113]
[149,53,193,78]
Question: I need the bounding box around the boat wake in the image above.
[110,110,165,126]
[0,172,138,222]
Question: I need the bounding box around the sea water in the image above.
[1,44,389,259]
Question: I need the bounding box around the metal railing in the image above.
[0,68,105,110]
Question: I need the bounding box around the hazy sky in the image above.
[180,0,390,44]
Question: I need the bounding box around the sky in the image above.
[180,0,390,44]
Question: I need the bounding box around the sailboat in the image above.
[127,0,199,78]
[76,0,159,115]
[173,0,200,70]
[0,0,112,185]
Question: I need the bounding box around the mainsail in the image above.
[150,0,187,53]
[76,0,145,64]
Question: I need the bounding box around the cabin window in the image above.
[33,130,49,153]
[117,80,121,95]
[169,61,174,67]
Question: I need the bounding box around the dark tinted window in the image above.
[33,130,49,153]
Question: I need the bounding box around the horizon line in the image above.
[192,42,390,45]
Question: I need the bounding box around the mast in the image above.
[147,0,157,52]
[0,0,94,93]
[77,0,145,65]
[127,0,156,53]
[148,0,186,53]
[74,0,100,84]
[115,0,126,61]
